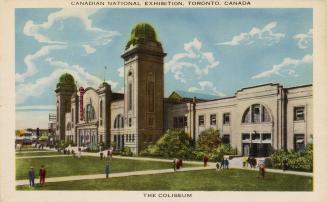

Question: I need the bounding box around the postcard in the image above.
[0,0,327,202]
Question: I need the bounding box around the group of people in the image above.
[62,147,81,158]
[100,147,113,160]
[28,165,46,187]
[215,158,230,170]
[242,156,258,168]
[173,158,183,171]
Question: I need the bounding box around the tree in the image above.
[197,128,221,153]
[140,129,195,159]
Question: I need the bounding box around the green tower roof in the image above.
[125,22,161,49]
[56,73,76,89]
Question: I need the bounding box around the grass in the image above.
[16,156,197,180]
[16,152,62,157]
[16,148,47,152]
[16,169,313,191]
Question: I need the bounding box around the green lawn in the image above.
[16,156,196,180]
[16,148,48,152]
[16,169,313,191]
[16,151,62,157]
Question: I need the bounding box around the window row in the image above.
[198,113,230,126]
[113,134,135,143]
[241,133,272,142]
[173,116,187,128]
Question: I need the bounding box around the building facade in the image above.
[55,23,313,156]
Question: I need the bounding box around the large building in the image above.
[55,23,313,156]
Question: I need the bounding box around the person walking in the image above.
[216,161,220,171]
[100,151,104,160]
[203,155,209,167]
[28,167,35,187]
[108,147,113,160]
[105,161,110,178]
[242,156,247,168]
[39,165,46,186]
[173,159,177,172]
[225,158,229,169]
[220,158,225,169]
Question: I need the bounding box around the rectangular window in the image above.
[173,116,187,128]
[294,134,305,152]
[178,116,184,128]
[128,83,132,110]
[252,104,261,123]
[242,133,250,141]
[294,106,305,121]
[128,118,132,127]
[223,113,230,125]
[222,134,230,144]
[252,133,260,140]
[199,115,204,126]
[262,133,271,141]
[148,81,154,112]
[210,114,216,125]
[184,116,188,127]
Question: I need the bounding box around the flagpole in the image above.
[104,66,107,82]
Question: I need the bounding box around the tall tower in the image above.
[121,23,166,153]
[55,73,76,141]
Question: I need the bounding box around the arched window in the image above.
[242,104,271,123]
[86,104,96,122]
[66,122,71,131]
[114,114,124,128]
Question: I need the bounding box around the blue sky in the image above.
[15,8,313,129]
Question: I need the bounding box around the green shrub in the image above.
[121,147,133,156]
[197,128,221,153]
[270,144,313,172]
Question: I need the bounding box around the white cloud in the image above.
[293,29,312,49]
[165,38,219,83]
[82,44,96,54]
[23,8,119,47]
[117,66,124,78]
[217,22,285,46]
[252,54,313,79]
[188,81,226,97]
[16,59,118,104]
[46,58,118,88]
[15,45,66,82]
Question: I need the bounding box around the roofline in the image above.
[168,90,219,100]
[285,83,312,90]
[236,83,280,93]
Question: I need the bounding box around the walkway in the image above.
[16,149,312,179]
[16,166,212,186]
